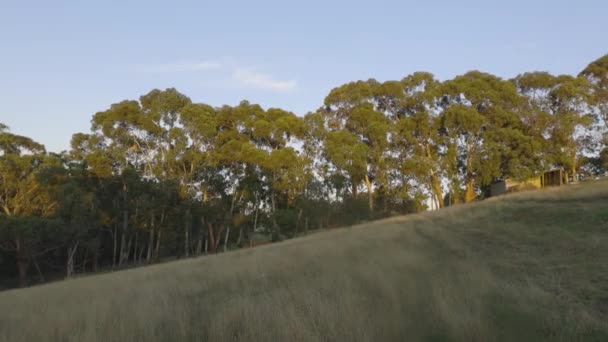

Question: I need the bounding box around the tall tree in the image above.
[0,124,58,286]
[580,55,608,149]
[321,80,392,211]
[514,72,595,179]
[440,71,534,202]
[390,73,445,208]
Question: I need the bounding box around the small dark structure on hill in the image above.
[490,169,567,197]
[542,169,566,187]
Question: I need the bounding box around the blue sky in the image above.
[0,0,606,152]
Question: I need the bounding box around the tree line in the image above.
[1,55,607,288]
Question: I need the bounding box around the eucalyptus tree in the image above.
[439,71,535,202]
[580,55,608,124]
[80,89,199,259]
[178,102,218,254]
[83,93,188,263]
[384,73,446,208]
[70,133,124,266]
[87,101,146,264]
[347,103,390,211]
[303,111,341,206]
[41,156,101,277]
[0,124,58,286]
[302,112,341,226]
[321,80,394,211]
[513,72,594,179]
[205,102,262,250]
[580,55,608,147]
[549,76,594,179]
[139,89,194,256]
[322,81,375,200]
[252,107,308,233]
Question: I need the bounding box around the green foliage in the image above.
[340,197,372,225]
[1,54,608,289]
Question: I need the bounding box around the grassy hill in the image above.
[1,182,608,341]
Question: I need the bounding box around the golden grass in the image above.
[1,182,608,341]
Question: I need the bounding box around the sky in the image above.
[0,0,606,153]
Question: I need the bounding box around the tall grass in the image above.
[1,182,608,341]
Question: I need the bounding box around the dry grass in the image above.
[1,182,608,341]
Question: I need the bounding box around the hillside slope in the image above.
[1,182,608,341]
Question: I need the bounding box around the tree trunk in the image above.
[123,236,132,265]
[571,157,577,183]
[118,229,126,266]
[112,223,117,268]
[82,249,88,273]
[133,231,139,264]
[15,238,28,287]
[217,225,225,251]
[208,223,225,253]
[92,249,99,272]
[201,189,209,255]
[225,187,239,251]
[351,181,358,199]
[236,226,243,247]
[249,200,259,248]
[465,180,475,203]
[119,234,125,266]
[119,182,129,266]
[223,225,231,252]
[66,242,79,278]
[138,240,145,263]
[450,179,461,205]
[32,256,44,283]
[431,174,443,209]
[426,143,443,209]
[184,206,191,257]
[17,258,28,288]
[146,215,154,263]
[364,175,373,212]
[208,222,216,253]
[253,201,259,232]
[155,228,162,261]
[295,208,303,236]
[270,189,279,236]
[154,211,164,261]
[196,217,205,255]
[196,232,203,255]
[464,140,475,203]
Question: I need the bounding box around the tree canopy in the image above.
[1,55,607,289]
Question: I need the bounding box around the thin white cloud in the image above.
[232,68,296,92]
[135,61,222,73]
[501,42,538,51]
[132,60,297,92]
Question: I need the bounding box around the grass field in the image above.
[1,182,608,341]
